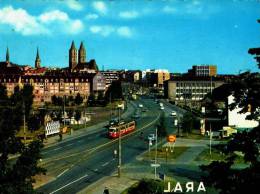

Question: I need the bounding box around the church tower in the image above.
[69,41,78,70]
[35,47,41,68]
[78,41,86,64]
[6,47,11,67]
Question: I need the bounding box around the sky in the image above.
[0,0,259,74]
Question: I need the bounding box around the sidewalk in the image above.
[77,138,220,194]
[43,101,136,148]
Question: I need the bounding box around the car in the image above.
[160,106,164,110]
[139,104,143,108]
[171,111,177,116]
[148,134,156,141]
[142,108,148,112]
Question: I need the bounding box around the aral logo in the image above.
[164,182,206,193]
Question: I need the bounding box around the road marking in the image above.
[50,174,88,194]
[65,143,74,147]
[57,168,69,178]
[54,147,62,151]
[94,169,98,172]
[77,140,83,143]
[101,162,109,167]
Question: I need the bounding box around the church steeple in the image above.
[35,47,41,68]
[69,40,78,70]
[78,41,86,64]
[6,47,9,63]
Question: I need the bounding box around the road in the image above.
[37,98,172,193]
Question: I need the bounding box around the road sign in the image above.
[151,163,160,167]
[167,135,176,142]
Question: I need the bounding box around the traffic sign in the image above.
[151,163,160,167]
[167,135,176,142]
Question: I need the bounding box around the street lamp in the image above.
[117,103,123,178]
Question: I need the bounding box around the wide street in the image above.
[37,98,181,194]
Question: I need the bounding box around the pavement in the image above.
[76,138,220,194]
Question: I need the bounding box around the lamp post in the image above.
[154,127,158,179]
[23,101,26,143]
[117,104,123,178]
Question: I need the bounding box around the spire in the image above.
[35,47,41,68]
[79,41,85,50]
[70,40,76,50]
[6,47,9,62]
[36,47,40,59]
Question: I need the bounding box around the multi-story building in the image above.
[100,70,120,87]
[0,44,106,104]
[188,65,217,77]
[164,76,224,107]
[144,69,170,88]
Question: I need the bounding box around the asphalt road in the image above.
[37,98,169,194]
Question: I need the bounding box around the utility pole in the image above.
[23,101,26,143]
[63,95,66,126]
[154,127,158,179]
[118,106,121,177]
[110,93,112,120]
[209,123,212,156]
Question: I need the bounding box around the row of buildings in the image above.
[1,41,226,107]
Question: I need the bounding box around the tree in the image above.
[201,19,260,194]
[28,115,41,131]
[157,112,167,139]
[127,179,164,194]
[87,93,95,106]
[105,80,123,102]
[0,85,45,193]
[74,110,81,125]
[181,112,195,135]
[74,93,83,106]
[51,95,58,105]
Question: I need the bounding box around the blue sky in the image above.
[0,0,259,74]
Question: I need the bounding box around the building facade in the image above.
[164,76,224,107]
[144,69,170,88]
[188,65,217,77]
[100,70,120,87]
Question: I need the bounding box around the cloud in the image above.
[0,6,49,35]
[69,19,83,34]
[39,10,84,34]
[162,6,177,14]
[66,0,83,11]
[117,26,132,37]
[90,25,133,38]
[0,6,83,36]
[85,13,99,20]
[119,11,139,19]
[92,1,107,14]
[90,25,115,37]
[39,10,68,23]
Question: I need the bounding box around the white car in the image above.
[160,106,164,110]
[171,111,177,116]
[139,104,143,108]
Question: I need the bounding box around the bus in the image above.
[108,121,136,138]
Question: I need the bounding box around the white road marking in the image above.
[65,143,74,147]
[101,162,109,167]
[54,147,62,151]
[57,168,69,178]
[77,140,83,143]
[50,174,88,194]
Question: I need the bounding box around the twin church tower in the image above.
[69,41,86,70]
